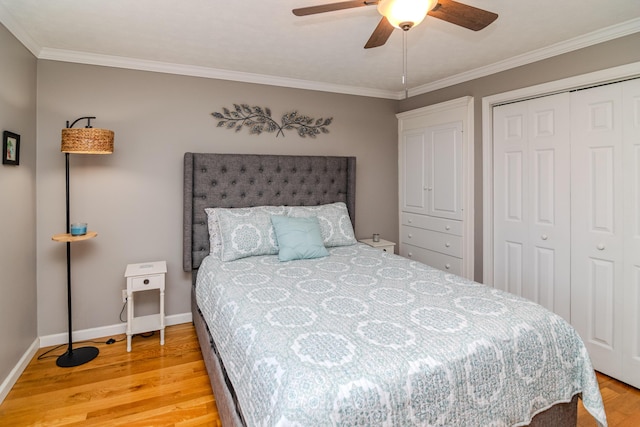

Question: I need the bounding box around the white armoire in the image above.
[490,78,640,388]
[397,97,474,279]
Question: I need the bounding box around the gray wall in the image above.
[398,32,640,281]
[0,25,37,384]
[36,61,398,335]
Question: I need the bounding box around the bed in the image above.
[183,153,607,427]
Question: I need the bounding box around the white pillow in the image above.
[287,202,356,247]
[215,205,287,261]
[204,208,223,259]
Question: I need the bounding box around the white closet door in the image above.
[493,93,571,321]
[570,83,625,381]
[622,78,640,388]
[401,129,428,215]
[493,101,529,298]
[425,122,463,220]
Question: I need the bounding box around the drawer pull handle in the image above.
[597,243,605,251]
[445,242,451,248]
[445,225,450,230]
[541,234,548,240]
[445,263,451,269]
[143,279,150,285]
[408,252,413,258]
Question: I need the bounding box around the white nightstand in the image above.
[124,260,167,352]
[359,238,396,253]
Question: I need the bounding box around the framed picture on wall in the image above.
[2,131,20,165]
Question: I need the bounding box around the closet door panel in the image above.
[622,79,640,388]
[493,93,570,321]
[528,94,571,321]
[571,84,624,379]
[493,103,528,296]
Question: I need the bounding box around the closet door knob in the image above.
[541,234,548,240]
[597,244,605,251]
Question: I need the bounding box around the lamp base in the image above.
[56,346,99,368]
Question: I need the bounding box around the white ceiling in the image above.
[1,0,639,99]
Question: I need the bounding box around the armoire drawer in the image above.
[400,244,462,275]
[401,212,462,236]
[401,225,462,257]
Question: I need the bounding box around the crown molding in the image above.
[1,5,638,100]
[37,48,400,100]
[0,1,41,57]
[409,17,640,97]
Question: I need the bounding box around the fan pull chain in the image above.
[402,29,408,99]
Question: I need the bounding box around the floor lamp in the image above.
[55,116,114,368]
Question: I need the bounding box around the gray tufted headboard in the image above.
[183,153,356,271]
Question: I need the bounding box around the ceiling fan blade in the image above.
[293,1,373,16]
[364,17,394,49]
[428,0,498,31]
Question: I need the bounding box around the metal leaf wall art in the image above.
[212,104,332,138]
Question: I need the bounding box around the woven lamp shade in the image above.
[61,128,114,154]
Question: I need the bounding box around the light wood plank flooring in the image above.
[0,323,219,426]
[1,322,639,426]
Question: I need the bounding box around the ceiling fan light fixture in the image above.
[377,0,438,30]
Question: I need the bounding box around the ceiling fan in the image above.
[293,0,498,49]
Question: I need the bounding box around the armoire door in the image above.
[425,122,463,221]
[492,92,571,322]
[400,123,463,220]
[400,129,428,215]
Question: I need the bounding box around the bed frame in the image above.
[183,152,577,426]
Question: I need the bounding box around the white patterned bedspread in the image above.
[195,243,607,427]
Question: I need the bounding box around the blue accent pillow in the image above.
[287,202,357,247]
[271,215,329,262]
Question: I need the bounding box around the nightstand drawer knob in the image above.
[408,234,413,238]
[445,225,451,230]
[445,242,450,248]
[445,263,451,270]
[408,252,413,258]
[144,279,150,285]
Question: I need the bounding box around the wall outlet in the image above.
[122,289,128,303]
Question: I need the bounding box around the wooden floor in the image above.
[0,323,220,426]
[1,323,639,426]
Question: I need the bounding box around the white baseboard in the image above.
[39,312,192,347]
[0,338,39,405]
[0,312,193,405]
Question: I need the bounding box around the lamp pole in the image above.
[55,117,103,368]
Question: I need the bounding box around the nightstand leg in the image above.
[126,291,133,352]
[160,288,165,346]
